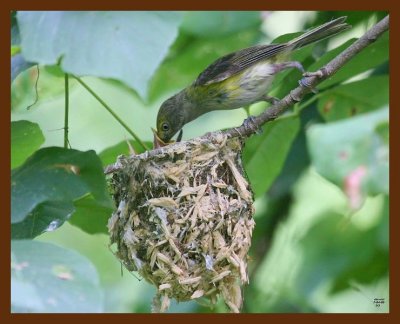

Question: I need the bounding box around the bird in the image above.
[155,16,350,145]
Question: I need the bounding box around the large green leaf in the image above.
[11,240,103,312]
[243,116,300,198]
[11,147,113,238]
[11,120,45,169]
[68,194,113,234]
[11,201,75,239]
[298,207,388,296]
[307,107,389,208]
[17,11,182,99]
[317,75,389,122]
[267,107,322,199]
[181,11,261,37]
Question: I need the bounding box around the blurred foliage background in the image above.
[11,11,389,313]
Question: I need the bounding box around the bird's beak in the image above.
[152,128,183,149]
[152,128,166,149]
[176,129,183,143]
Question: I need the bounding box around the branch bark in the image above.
[105,15,389,173]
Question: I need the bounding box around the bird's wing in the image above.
[194,43,287,86]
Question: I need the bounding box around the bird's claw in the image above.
[303,67,328,78]
[300,67,329,93]
[299,77,318,93]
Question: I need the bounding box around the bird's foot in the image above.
[300,67,329,93]
[303,67,328,78]
[298,77,318,93]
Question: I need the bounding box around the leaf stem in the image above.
[64,73,69,148]
[73,76,149,151]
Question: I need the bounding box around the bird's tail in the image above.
[288,16,351,50]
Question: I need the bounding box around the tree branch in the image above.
[224,15,389,138]
[104,15,389,174]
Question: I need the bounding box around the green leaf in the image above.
[11,201,75,239]
[243,116,300,198]
[181,11,261,37]
[11,147,113,238]
[69,195,113,234]
[98,140,152,166]
[11,240,103,312]
[330,249,388,294]
[317,75,389,121]
[267,107,320,198]
[17,11,182,99]
[11,278,44,312]
[298,210,388,296]
[11,120,45,169]
[308,32,388,89]
[307,107,389,206]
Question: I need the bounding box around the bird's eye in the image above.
[162,123,170,132]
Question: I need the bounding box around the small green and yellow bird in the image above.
[155,16,350,145]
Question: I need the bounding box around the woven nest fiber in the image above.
[107,133,255,312]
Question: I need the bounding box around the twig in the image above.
[223,15,389,138]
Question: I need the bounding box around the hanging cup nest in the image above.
[107,132,255,312]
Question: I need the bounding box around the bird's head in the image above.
[156,93,186,144]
